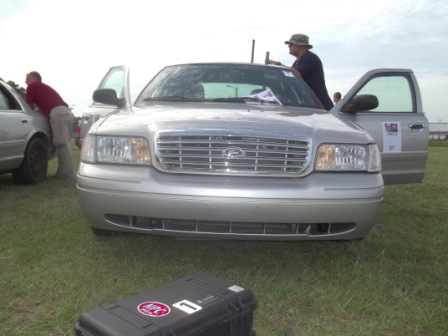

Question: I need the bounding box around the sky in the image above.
[1,0,447,122]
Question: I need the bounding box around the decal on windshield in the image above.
[243,87,282,105]
[382,122,402,152]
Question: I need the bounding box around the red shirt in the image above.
[26,81,68,117]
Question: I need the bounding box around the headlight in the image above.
[315,144,381,172]
[80,135,151,165]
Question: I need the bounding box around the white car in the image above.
[77,63,428,240]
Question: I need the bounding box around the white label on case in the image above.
[173,300,203,314]
[228,285,244,292]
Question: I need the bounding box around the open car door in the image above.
[80,65,131,145]
[333,69,428,185]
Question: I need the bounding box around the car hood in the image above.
[92,103,371,143]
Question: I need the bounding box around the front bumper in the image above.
[76,164,384,240]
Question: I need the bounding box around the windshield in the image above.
[135,63,323,108]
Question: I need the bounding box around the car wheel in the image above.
[12,137,48,184]
[91,227,125,236]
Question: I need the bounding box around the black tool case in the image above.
[74,272,257,336]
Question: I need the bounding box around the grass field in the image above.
[1,142,447,335]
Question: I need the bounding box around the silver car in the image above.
[0,79,54,184]
[76,63,428,240]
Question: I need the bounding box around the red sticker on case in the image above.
[138,301,170,317]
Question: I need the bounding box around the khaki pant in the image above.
[50,106,74,179]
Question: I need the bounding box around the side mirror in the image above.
[341,94,378,113]
[93,89,125,108]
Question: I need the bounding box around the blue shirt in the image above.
[292,51,333,110]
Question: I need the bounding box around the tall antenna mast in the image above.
[251,39,255,63]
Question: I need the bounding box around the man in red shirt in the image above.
[26,71,74,180]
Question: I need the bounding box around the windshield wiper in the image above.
[243,97,282,105]
[143,96,201,102]
[210,97,246,103]
[210,97,282,105]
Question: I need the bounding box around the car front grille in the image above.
[155,133,311,176]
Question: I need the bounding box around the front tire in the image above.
[12,137,48,184]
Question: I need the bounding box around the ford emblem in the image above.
[222,147,246,159]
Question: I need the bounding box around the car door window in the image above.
[356,75,414,113]
[0,86,19,110]
[0,92,9,110]
[99,68,125,98]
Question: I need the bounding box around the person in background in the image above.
[333,91,342,103]
[25,71,74,181]
[269,33,334,110]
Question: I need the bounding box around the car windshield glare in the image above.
[136,64,322,108]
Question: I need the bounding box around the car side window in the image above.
[0,91,8,109]
[0,86,20,110]
[99,69,124,98]
[356,75,414,113]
